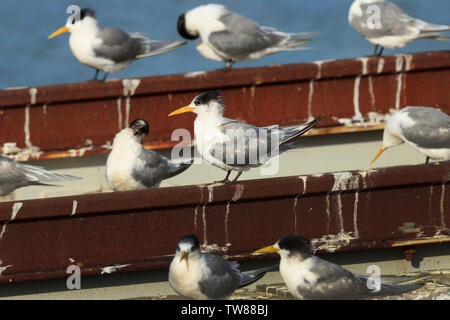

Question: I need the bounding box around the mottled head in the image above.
[177,13,198,40]
[128,119,149,141]
[168,91,225,117]
[175,234,201,263]
[49,7,97,39]
[254,235,312,260]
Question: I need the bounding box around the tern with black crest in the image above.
[49,8,186,81]
[106,119,192,191]
[177,4,318,70]
[255,235,423,300]
[169,91,322,184]
[169,234,274,299]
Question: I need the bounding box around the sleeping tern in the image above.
[49,8,187,81]
[349,0,450,56]
[254,235,423,300]
[106,119,192,191]
[169,234,274,299]
[177,4,318,70]
[169,91,322,184]
[0,155,81,196]
[370,106,450,165]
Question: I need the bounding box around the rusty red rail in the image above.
[0,51,449,161]
[0,161,448,284]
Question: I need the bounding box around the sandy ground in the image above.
[140,270,450,300]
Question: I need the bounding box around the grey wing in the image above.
[209,120,284,168]
[209,12,287,59]
[132,148,171,188]
[198,254,243,299]
[298,257,372,300]
[351,1,423,39]
[94,27,147,62]
[401,108,450,149]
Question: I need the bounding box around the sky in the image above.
[0,0,448,89]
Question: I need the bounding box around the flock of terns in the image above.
[1,1,449,300]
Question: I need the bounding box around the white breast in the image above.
[106,130,145,191]
[169,257,206,299]
[279,255,319,299]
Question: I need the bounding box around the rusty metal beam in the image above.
[0,51,449,161]
[0,161,448,284]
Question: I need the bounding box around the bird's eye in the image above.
[71,19,76,24]
[194,100,200,106]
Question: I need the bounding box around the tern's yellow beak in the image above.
[48,26,70,39]
[168,106,195,117]
[369,147,387,167]
[253,245,279,254]
[179,250,189,262]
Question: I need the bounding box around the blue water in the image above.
[0,0,449,89]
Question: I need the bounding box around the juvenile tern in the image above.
[0,155,81,196]
[169,91,322,184]
[169,234,274,299]
[106,119,192,191]
[349,0,450,56]
[49,8,187,81]
[255,235,423,300]
[177,4,318,70]
[370,106,450,165]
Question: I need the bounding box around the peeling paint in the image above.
[312,233,357,253]
[0,202,23,239]
[377,58,385,74]
[232,184,244,201]
[202,243,229,253]
[368,76,375,108]
[313,60,324,79]
[440,183,446,228]
[353,191,359,237]
[184,71,207,78]
[395,73,403,110]
[332,172,359,192]
[298,175,307,194]
[70,200,78,216]
[356,57,369,76]
[325,194,331,232]
[352,76,363,122]
[122,79,140,126]
[307,80,314,120]
[100,264,130,274]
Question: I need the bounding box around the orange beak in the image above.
[179,250,188,262]
[253,245,279,254]
[48,26,70,39]
[168,106,195,117]
[369,147,387,167]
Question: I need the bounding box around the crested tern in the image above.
[169,234,274,300]
[370,106,450,165]
[169,91,322,184]
[177,4,318,70]
[49,8,187,81]
[106,119,192,191]
[349,0,450,56]
[255,235,423,300]
[0,155,81,196]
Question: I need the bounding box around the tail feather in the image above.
[21,164,82,183]
[280,115,323,146]
[136,40,187,59]
[239,265,278,289]
[164,160,193,180]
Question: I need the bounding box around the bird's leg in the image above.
[92,69,100,81]
[215,170,232,184]
[372,45,379,57]
[220,60,235,72]
[425,156,430,164]
[100,72,109,82]
[230,171,243,184]
[377,46,384,57]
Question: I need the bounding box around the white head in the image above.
[48,8,98,39]
[177,4,229,40]
[370,110,407,166]
[168,91,225,117]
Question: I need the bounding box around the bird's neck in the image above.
[112,129,141,152]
